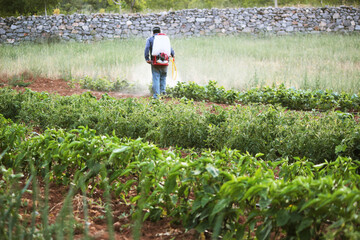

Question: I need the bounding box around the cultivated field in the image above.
[0,33,359,240]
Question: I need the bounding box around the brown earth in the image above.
[19,177,200,240]
[0,75,235,112]
[0,75,150,99]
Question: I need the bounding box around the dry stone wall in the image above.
[0,6,359,44]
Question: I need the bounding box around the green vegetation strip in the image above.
[72,76,135,92]
[2,0,359,16]
[1,114,359,239]
[0,87,359,163]
[168,81,360,111]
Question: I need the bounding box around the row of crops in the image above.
[0,87,359,162]
[168,81,360,112]
[1,113,359,239]
[0,87,359,239]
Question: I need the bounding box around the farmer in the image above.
[144,26,175,99]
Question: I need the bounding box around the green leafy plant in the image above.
[72,76,134,92]
[0,113,359,239]
[168,81,360,112]
[0,88,359,163]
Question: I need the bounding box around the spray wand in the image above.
[170,57,177,81]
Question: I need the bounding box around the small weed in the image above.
[8,71,33,87]
[60,69,73,82]
[67,81,77,89]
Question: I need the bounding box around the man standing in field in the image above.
[144,26,175,99]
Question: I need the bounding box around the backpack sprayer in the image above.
[152,33,177,81]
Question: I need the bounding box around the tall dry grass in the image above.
[0,33,359,93]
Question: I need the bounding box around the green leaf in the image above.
[120,168,132,176]
[213,212,225,239]
[0,147,9,160]
[131,195,141,203]
[68,141,82,148]
[164,174,177,194]
[112,146,130,154]
[109,169,124,183]
[335,144,347,154]
[108,146,130,163]
[170,195,178,205]
[243,185,266,200]
[313,163,327,169]
[195,221,208,233]
[220,171,235,181]
[235,225,245,240]
[201,195,211,208]
[299,227,311,240]
[276,209,290,227]
[256,221,272,240]
[203,185,215,194]
[299,198,320,212]
[191,199,202,213]
[329,218,344,229]
[268,159,286,168]
[258,197,271,210]
[200,207,211,221]
[211,199,229,217]
[206,164,219,178]
[115,179,136,195]
[296,218,313,233]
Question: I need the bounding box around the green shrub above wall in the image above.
[1,0,359,16]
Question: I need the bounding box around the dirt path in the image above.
[0,76,150,99]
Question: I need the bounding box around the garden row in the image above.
[1,114,359,239]
[0,87,359,163]
[168,81,360,112]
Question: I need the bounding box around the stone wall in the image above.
[0,6,359,44]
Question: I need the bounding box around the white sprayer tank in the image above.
[152,34,171,56]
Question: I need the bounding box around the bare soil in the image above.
[19,177,200,240]
[0,75,150,99]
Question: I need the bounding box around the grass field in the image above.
[0,33,359,93]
